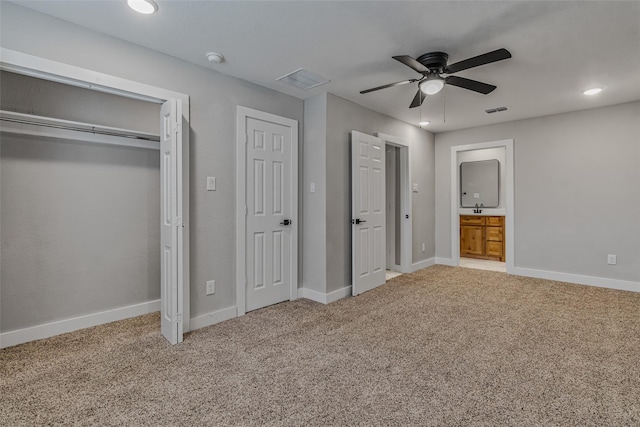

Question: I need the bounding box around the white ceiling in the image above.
[9,1,640,133]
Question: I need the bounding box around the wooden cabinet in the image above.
[460,215,505,261]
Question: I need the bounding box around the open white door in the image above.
[351,131,386,296]
[160,99,183,344]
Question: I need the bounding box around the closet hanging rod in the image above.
[0,110,160,142]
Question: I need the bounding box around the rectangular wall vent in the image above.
[276,68,330,90]
[485,107,508,114]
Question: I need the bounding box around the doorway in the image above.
[350,131,412,297]
[0,48,190,347]
[378,133,412,275]
[450,139,514,273]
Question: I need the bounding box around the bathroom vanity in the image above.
[460,215,505,262]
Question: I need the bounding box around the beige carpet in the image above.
[2,265,639,426]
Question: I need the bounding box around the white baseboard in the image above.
[435,257,456,266]
[410,257,436,272]
[189,306,237,331]
[432,258,639,293]
[299,285,352,304]
[511,267,640,293]
[0,299,160,349]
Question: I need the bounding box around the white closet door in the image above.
[160,98,183,344]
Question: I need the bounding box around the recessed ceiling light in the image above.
[127,0,158,14]
[583,87,603,96]
[419,121,430,126]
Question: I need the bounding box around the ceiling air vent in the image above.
[276,68,330,90]
[485,106,508,114]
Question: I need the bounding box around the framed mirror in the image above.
[460,159,499,207]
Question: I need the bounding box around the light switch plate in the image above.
[412,183,419,193]
[607,254,617,265]
[310,182,316,193]
[206,176,216,191]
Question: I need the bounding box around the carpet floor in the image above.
[1,265,639,426]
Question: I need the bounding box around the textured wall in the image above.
[1,3,304,326]
[301,93,328,293]
[1,71,159,134]
[325,94,435,292]
[1,135,160,331]
[435,101,640,282]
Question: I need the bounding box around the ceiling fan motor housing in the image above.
[416,52,449,73]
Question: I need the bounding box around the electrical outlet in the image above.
[206,280,215,295]
[421,243,426,252]
[607,254,617,265]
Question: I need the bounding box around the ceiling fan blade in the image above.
[409,89,425,108]
[445,76,496,94]
[393,55,429,74]
[360,79,419,94]
[445,48,511,74]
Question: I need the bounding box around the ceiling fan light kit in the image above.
[361,48,512,109]
[420,77,445,95]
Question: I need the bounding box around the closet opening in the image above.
[0,54,189,347]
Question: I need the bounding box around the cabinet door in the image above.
[486,240,504,260]
[460,226,484,256]
[486,226,503,242]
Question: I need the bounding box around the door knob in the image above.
[279,219,292,226]
[351,218,367,225]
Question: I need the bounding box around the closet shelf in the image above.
[0,110,160,150]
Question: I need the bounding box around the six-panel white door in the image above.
[245,117,293,312]
[351,131,386,296]
[160,98,183,344]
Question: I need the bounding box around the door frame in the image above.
[236,106,298,316]
[450,139,514,273]
[0,47,191,334]
[376,133,412,274]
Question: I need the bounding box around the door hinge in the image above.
[175,216,182,227]
[173,122,182,134]
[245,205,248,216]
[176,313,182,323]
[245,134,248,144]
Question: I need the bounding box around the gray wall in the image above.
[302,93,327,293]
[1,71,159,134]
[1,134,160,331]
[324,94,435,292]
[1,69,162,333]
[1,2,304,326]
[435,101,640,283]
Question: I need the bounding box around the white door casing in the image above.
[160,98,183,344]
[377,133,412,274]
[236,107,298,315]
[351,131,386,296]
[450,139,514,272]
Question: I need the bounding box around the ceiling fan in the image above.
[361,48,512,108]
